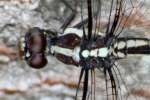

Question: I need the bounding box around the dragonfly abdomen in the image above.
[112,38,150,58]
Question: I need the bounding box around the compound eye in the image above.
[27,28,47,53]
[18,27,48,68]
[27,53,47,69]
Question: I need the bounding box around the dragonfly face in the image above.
[19,27,48,69]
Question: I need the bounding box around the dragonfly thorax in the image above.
[50,28,110,68]
[80,37,109,58]
[78,37,109,69]
[81,47,109,58]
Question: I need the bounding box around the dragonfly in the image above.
[18,0,150,100]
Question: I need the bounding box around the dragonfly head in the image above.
[18,27,48,69]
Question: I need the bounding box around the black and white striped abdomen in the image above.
[112,38,150,58]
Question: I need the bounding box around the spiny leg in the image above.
[75,67,89,100]
[60,0,77,30]
[103,58,118,100]
[82,69,89,100]
[111,66,123,100]
[89,69,95,100]
[87,0,93,40]
[61,0,76,12]
[108,59,123,100]
[90,69,93,100]
[108,68,117,100]
[75,68,84,100]
[80,0,87,39]
[104,68,109,100]
[74,18,88,29]
[61,12,76,31]
[113,62,127,100]
[93,69,96,100]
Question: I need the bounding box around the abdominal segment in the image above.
[112,38,150,58]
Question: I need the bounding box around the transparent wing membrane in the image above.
[79,0,150,37]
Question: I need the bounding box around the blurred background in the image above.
[0,0,150,100]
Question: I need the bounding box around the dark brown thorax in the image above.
[53,33,105,67]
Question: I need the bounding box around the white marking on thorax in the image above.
[90,49,98,57]
[51,46,81,62]
[63,28,105,37]
[51,45,109,62]
[81,47,109,58]
[98,48,109,57]
[63,28,83,37]
[73,47,80,62]
[51,46,73,56]
[82,50,90,58]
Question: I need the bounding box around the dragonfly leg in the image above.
[60,0,77,30]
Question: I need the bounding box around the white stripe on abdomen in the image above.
[112,39,150,58]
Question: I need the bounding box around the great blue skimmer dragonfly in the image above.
[18,0,150,100]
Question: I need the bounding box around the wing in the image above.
[84,0,149,42]
[76,0,150,100]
